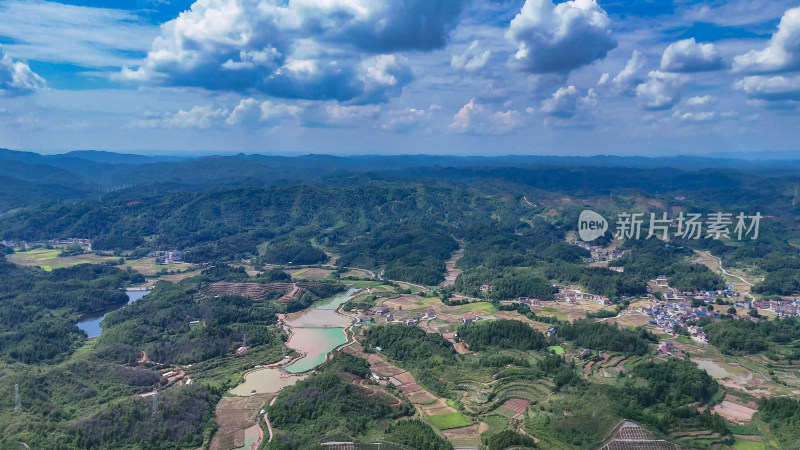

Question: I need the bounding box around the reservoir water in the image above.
[230,287,360,396]
[284,287,359,373]
[229,368,307,396]
[77,289,150,338]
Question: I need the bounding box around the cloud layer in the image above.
[117,0,465,102]
[2,0,800,154]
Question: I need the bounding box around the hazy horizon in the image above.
[7,147,800,160]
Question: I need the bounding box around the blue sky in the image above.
[0,0,798,156]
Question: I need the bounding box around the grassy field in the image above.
[404,297,440,310]
[548,345,566,355]
[456,302,498,315]
[540,307,568,321]
[9,248,119,271]
[483,415,509,436]
[675,336,693,344]
[429,412,472,430]
[346,280,397,291]
[120,257,194,277]
[722,438,766,450]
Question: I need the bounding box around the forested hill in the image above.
[4,163,800,290]
[3,148,800,212]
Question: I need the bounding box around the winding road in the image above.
[702,251,756,301]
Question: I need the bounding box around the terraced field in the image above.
[494,381,550,404]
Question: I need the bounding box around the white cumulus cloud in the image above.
[686,95,714,106]
[451,41,491,73]
[226,98,301,126]
[661,38,725,73]
[541,85,597,118]
[506,0,616,74]
[381,107,433,132]
[115,0,464,102]
[735,75,800,101]
[299,103,381,128]
[597,50,647,96]
[733,7,800,73]
[132,105,229,129]
[0,46,46,95]
[635,71,689,110]
[449,98,521,134]
[673,110,716,122]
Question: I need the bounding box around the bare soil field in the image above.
[442,422,486,447]
[210,393,272,450]
[380,294,428,310]
[711,400,757,424]
[501,398,530,415]
[536,300,606,322]
[606,308,654,328]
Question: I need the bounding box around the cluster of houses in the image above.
[742,298,800,317]
[658,340,676,356]
[654,276,737,300]
[48,237,91,245]
[512,285,612,307]
[365,303,483,326]
[556,286,612,305]
[366,305,438,327]
[150,250,183,264]
[1,238,92,249]
[641,302,711,342]
[662,287,734,300]
[572,241,628,263]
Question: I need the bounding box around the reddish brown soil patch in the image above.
[501,398,530,414]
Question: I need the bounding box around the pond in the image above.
[229,287,359,396]
[77,289,150,338]
[229,368,307,396]
[692,359,730,377]
[283,288,359,374]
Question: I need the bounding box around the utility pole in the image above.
[151,389,158,414]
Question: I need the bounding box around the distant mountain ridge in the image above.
[2,148,800,211]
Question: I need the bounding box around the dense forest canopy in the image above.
[557,320,656,356]
[458,319,547,351]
